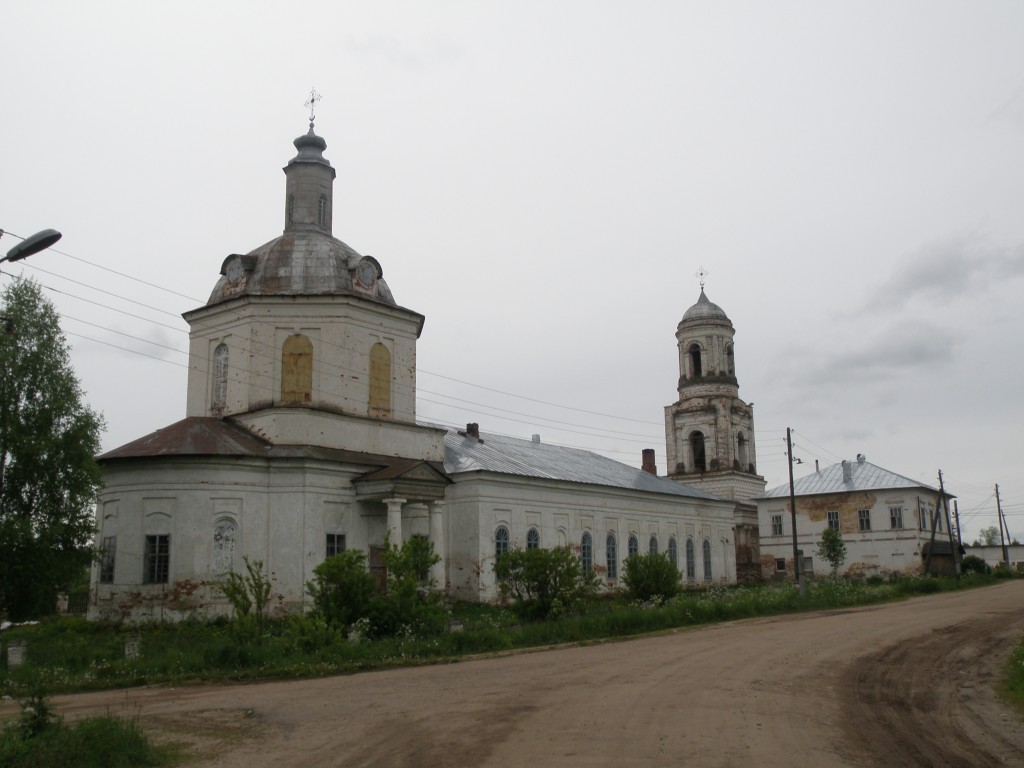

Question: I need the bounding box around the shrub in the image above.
[494,547,600,620]
[306,550,378,631]
[960,555,990,575]
[621,553,681,602]
[817,527,847,580]
[218,557,273,637]
[367,537,445,638]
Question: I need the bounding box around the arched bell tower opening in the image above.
[665,283,766,582]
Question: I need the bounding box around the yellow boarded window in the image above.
[369,342,392,416]
[281,334,313,403]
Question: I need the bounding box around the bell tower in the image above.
[665,280,765,580]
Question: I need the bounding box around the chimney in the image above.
[842,460,853,483]
[466,423,479,438]
[642,449,657,475]
[532,434,540,444]
[857,453,866,464]
[815,460,820,473]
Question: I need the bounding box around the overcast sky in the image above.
[3,1,1022,543]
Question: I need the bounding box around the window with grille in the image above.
[628,534,639,559]
[144,535,169,584]
[827,510,840,530]
[495,526,510,561]
[771,514,783,536]
[686,538,696,579]
[668,537,678,570]
[889,507,904,530]
[581,531,593,574]
[326,533,346,558]
[858,509,871,532]
[606,533,617,580]
[702,539,712,580]
[526,527,540,550]
[649,535,658,555]
[99,536,116,584]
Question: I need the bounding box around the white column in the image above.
[429,501,446,588]
[384,498,406,547]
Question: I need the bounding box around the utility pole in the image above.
[938,471,959,576]
[996,484,1009,568]
[953,500,963,553]
[786,428,805,597]
[924,471,943,575]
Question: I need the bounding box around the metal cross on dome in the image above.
[304,88,322,125]
[695,266,709,290]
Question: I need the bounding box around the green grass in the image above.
[0,707,179,768]
[0,572,1010,698]
[1004,636,1024,712]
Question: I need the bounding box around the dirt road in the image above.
[7,581,1024,767]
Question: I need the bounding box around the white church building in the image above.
[89,122,749,620]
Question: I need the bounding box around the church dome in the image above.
[681,289,730,323]
[204,123,397,308]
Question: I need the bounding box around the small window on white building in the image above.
[581,531,593,574]
[858,509,871,532]
[686,538,696,579]
[326,533,346,558]
[775,558,786,573]
[919,505,930,531]
[212,343,228,413]
[144,534,170,584]
[527,527,540,550]
[649,534,658,555]
[628,534,639,559]
[827,511,840,530]
[495,526,510,561]
[213,520,237,575]
[702,539,712,580]
[668,537,678,570]
[889,507,904,530]
[606,533,617,580]
[771,514,784,536]
[99,536,116,584]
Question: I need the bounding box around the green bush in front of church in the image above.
[494,546,600,620]
[306,550,378,632]
[621,553,681,602]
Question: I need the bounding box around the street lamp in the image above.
[0,229,62,264]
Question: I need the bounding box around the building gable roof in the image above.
[756,457,946,499]
[432,423,720,500]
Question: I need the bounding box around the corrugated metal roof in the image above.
[429,424,721,500]
[756,457,945,499]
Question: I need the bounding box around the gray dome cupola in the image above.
[675,289,737,392]
[681,288,731,324]
[204,125,397,308]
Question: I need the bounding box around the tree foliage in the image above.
[306,549,378,631]
[0,280,103,620]
[493,546,600,620]
[622,552,682,602]
[219,557,274,637]
[978,526,1000,546]
[817,527,847,580]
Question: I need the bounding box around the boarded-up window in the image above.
[212,343,228,413]
[368,342,392,416]
[213,519,236,575]
[281,334,313,403]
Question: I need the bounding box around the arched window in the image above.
[690,431,707,472]
[606,533,617,580]
[495,526,510,561]
[317,194,328,228]
[526,527,540,550]
[581,531,593,574]
[703,539,712,580]
[281,334,313,403]
[369,343,392,416]
[685,538,696,579]
[726,344,735,376]
[649,534,658,555]
[737,432,749,470]
[213,519,236,575]
[668,537,678,570]
[688,343,702,378]
[628,534,639,559]
[212,343,228,413]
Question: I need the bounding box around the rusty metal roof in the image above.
[434,424,720,500]
[756,457,946,499]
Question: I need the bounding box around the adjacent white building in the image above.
[755,455,958,579]
[89,123,737,621]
